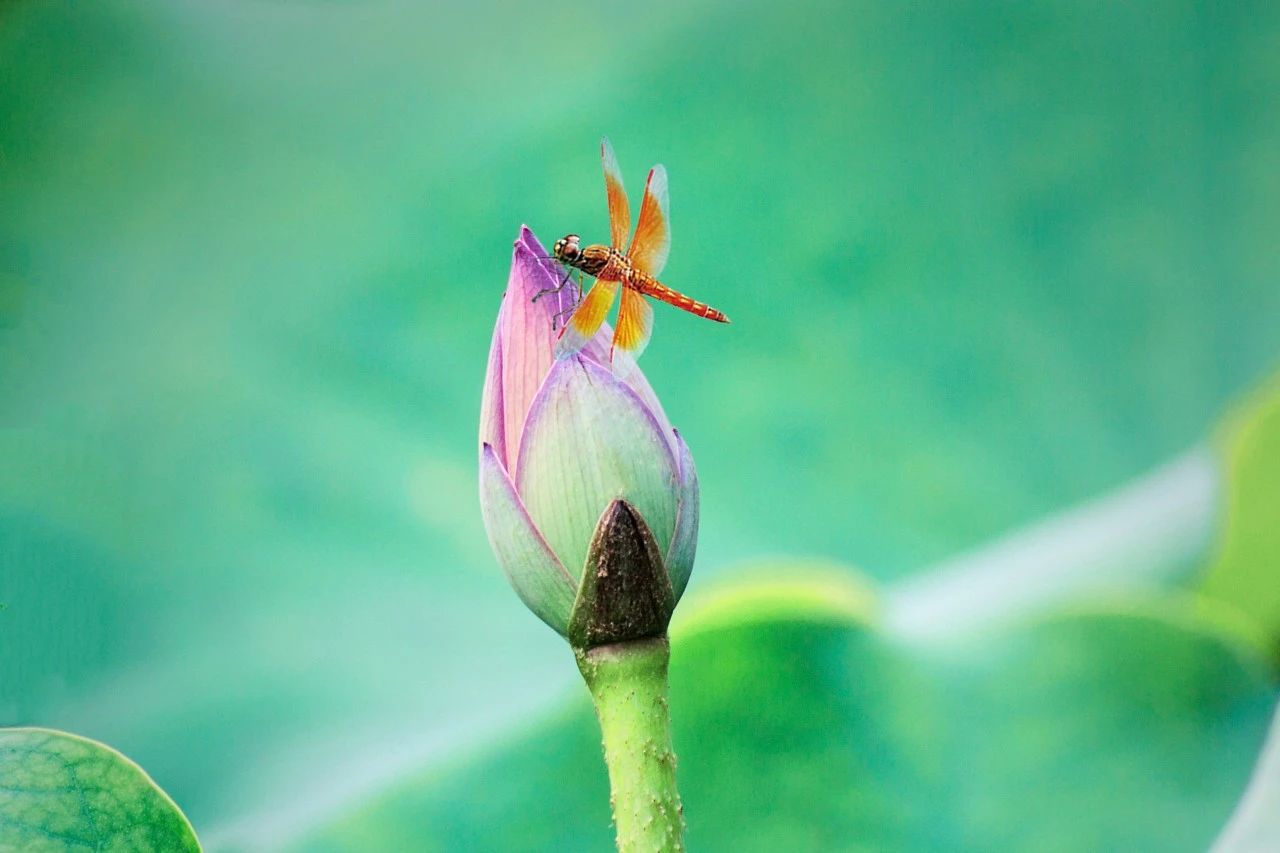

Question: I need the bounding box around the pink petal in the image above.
[478,301,506,462]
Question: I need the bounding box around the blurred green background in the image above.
[2,0,1279,850]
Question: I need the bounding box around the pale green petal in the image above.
[479,443,576,635]
[516,358,679,581]
[610,349,678,462]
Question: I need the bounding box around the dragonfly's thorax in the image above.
[569,243,628,279]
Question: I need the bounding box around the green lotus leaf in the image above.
[0,728,200,852]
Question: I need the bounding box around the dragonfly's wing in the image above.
[601,137,631,250]
[627,165,671,278]
[555,278,620,359]
[612,286,655,359]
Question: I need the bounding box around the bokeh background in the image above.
[3,1,1279,850]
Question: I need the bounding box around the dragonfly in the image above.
[543,137,729,361]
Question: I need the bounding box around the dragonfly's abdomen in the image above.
[628,271,730,323]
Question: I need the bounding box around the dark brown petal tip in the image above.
[568,499,675,651]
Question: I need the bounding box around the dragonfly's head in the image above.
[552,234,581,263]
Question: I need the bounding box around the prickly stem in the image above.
[576,636,685,853]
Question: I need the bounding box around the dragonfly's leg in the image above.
[551,301,577,330]
[550,274,586,330]
[531,266,573,303]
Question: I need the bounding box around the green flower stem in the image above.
[576,635,685,853]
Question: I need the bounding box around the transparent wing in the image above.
[627,165,670,278]
[612,286,655,359]
[554,278,620,359]
[601,137,631,250]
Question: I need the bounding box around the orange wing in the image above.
[627,165,671,277]
[601,137,631,250]
[612,286,655,358]
[554,278,619,359]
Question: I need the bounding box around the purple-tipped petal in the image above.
[479,443,577,635]
[501,228,615,471]
[667,429,700,601]
[515,358,680,581]
[478,302,506,461]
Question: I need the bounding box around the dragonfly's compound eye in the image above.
[556,234,580,260]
